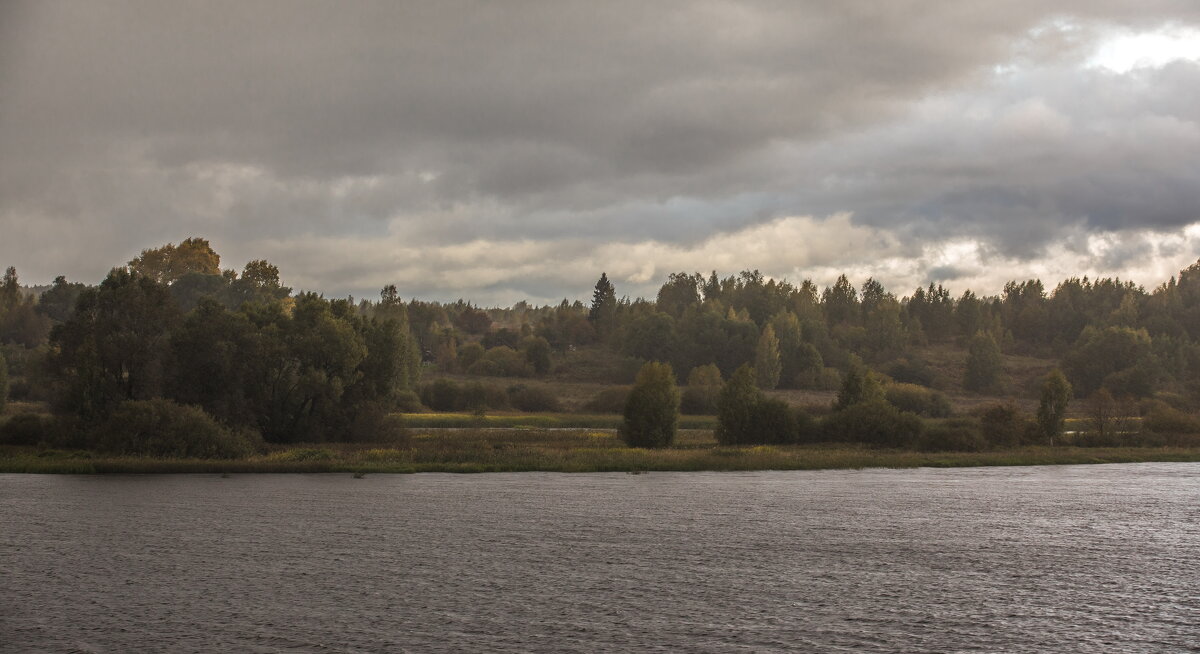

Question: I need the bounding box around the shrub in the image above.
[796,363,842,390]
[886,383,952,418]
[394,389,423,413]
[821,400,924,448]
[978,403,1029,448]
[0,413,47,446]
[885,357,935,387]
[477,346,533,377]
[460,381,489,413]
[271,447,334,462]
[1144,402,1200,436]
[584,386,631,413]
[344,400,410,446]
[93,399,262,459]
[833,364,884,411]
[918,419,985,452]
[619,362,680,448]
[680,386,720,414]
[794,408,819,443]
[506,384,561,412]
[1071,429,1125,448]
[420,379,462,411]
[748,397,798,445]
[466,358,501,376]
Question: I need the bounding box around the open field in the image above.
[4,427,1200,474]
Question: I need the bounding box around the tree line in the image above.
[2,236,1200,454]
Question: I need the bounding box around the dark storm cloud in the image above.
[2,1,1200,301]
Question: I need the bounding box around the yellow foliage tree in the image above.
[128,237,220,284]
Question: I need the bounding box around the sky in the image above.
[3,1,1200,306]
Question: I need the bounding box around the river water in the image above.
[2,464,1198,653]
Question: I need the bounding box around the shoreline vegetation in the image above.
[4,426,1200,475]
[3,241,1200,471]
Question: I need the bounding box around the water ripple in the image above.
[2,464,1198,652]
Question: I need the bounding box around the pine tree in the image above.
[588,272,617,338]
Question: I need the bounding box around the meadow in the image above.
[5,426,1200,474]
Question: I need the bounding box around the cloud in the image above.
[249,213,1200,306]
[2,1,1200,303]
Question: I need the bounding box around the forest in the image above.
[2,236,1200,466]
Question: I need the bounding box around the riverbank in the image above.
[4,427,1200,473]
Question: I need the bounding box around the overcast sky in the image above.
[3,1,1200,305]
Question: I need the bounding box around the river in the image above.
[2,464,1197,652]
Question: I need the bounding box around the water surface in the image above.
[2,464,1198,652]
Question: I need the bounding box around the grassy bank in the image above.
[4,427,1200,474]
[396,412,717,430]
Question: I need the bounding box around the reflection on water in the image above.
[2,464,1198,652]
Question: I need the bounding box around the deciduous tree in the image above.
[619,361,680,448]
[1037,369,1072,445]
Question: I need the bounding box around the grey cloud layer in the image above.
[2,1,1199,301]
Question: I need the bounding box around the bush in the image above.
[0,413,47,446]
[472,346,533,377]
[619,362,680,448]
[795,365,841,391]
[979,403,1030,448]
[584,386,631,413]
[748,397,798,445]
[680,386,719,414]
[833,365,884,411]
[794,408,819,443]
[420,379,462,411]
[343,400,410,446]
[1144,402,1200,436]
[394,390,424,413]
[506,384,561,412]
[93,399,262,459]
[885,383,952,418]
[917,419,986,452]
[1071,429,1126,448]
[821,400,924,448]
[885,357,935,387]
[271,447,334,462]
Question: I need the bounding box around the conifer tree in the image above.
[588,272,617,338]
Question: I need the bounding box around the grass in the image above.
[396,412,717,429]
[4,427,1200,474]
